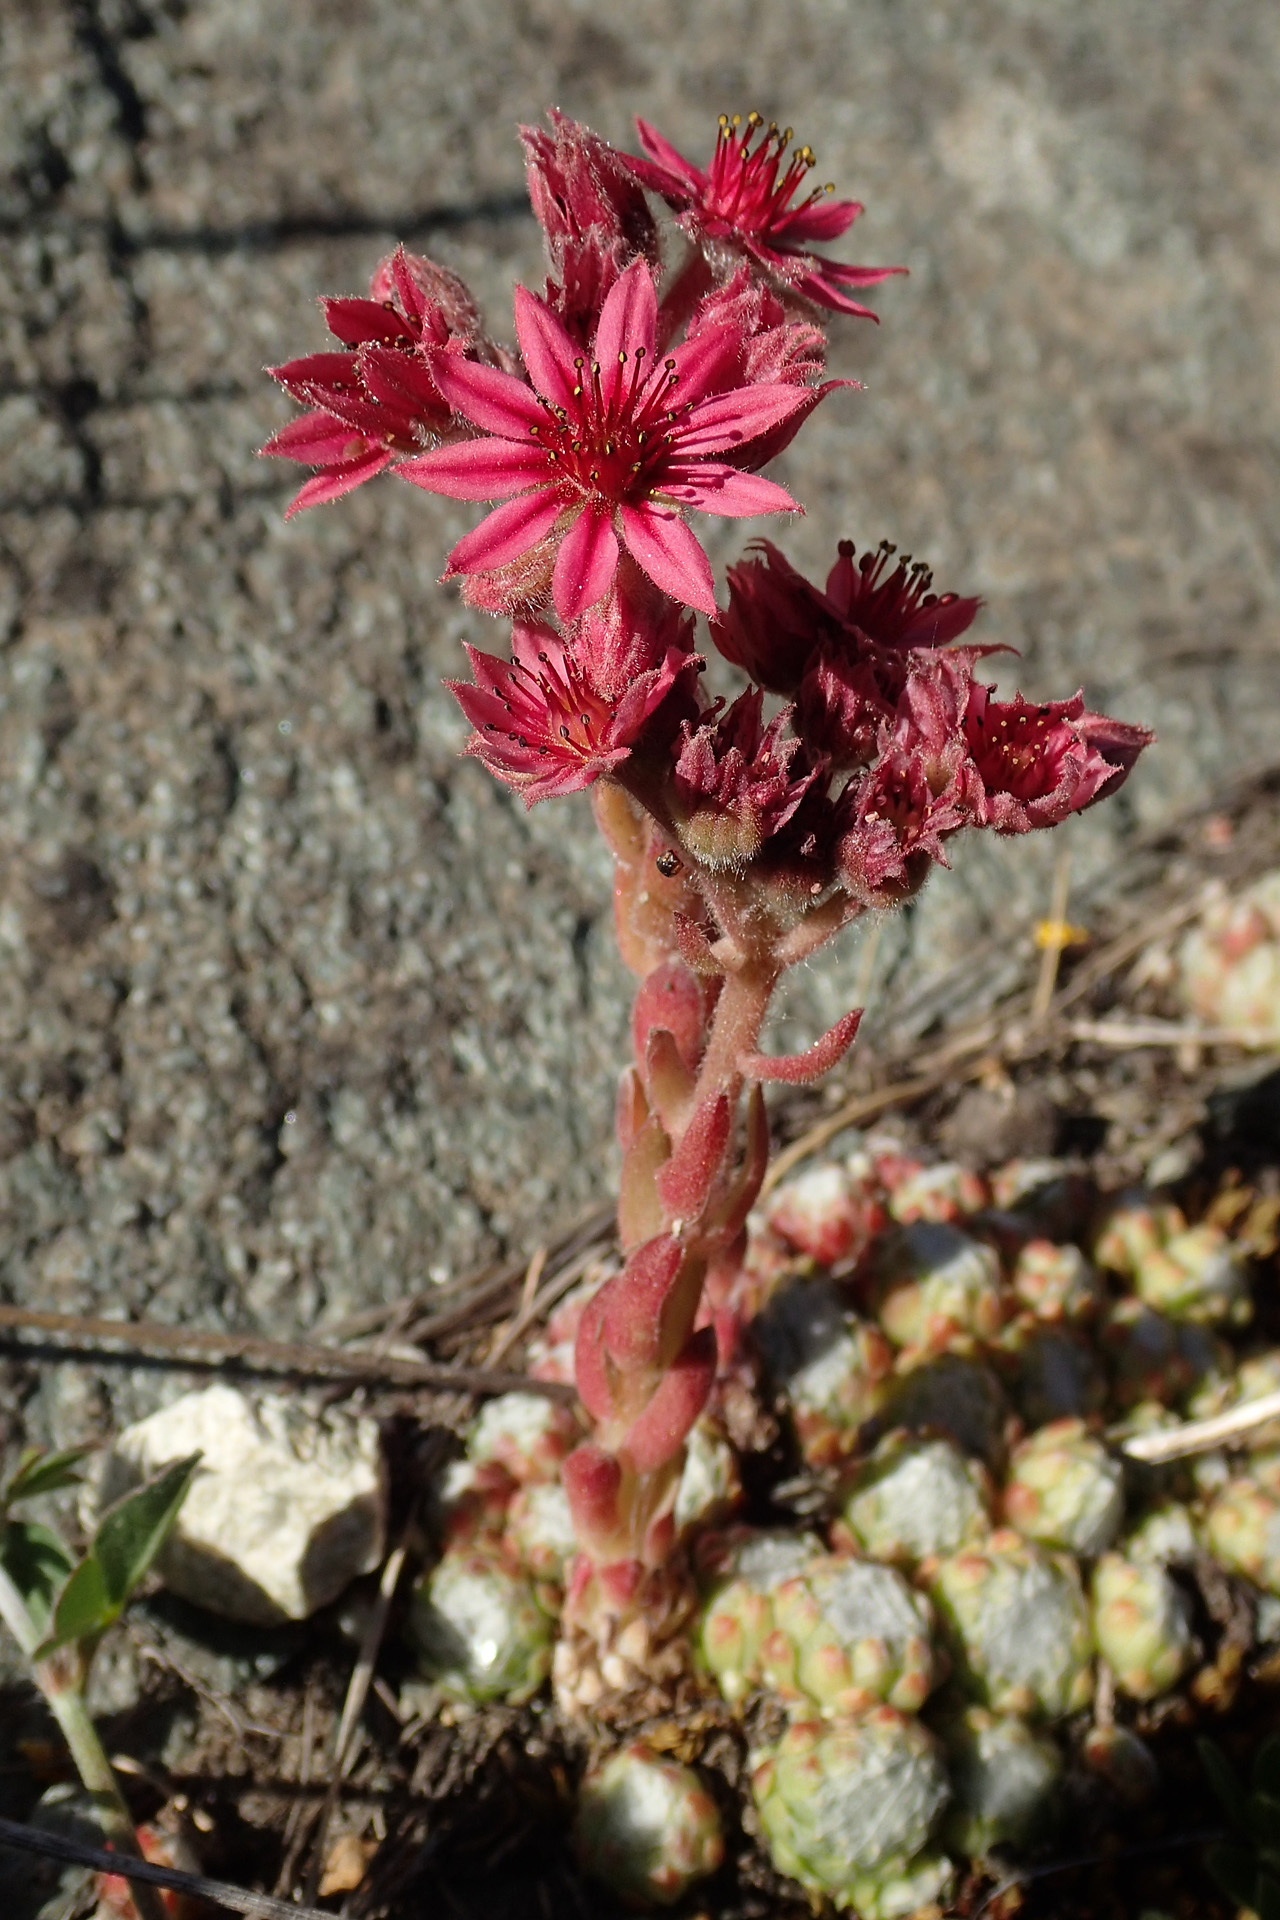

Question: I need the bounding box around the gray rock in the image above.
[87,1384,385,1625]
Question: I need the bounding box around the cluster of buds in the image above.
[266,104,1150,1704]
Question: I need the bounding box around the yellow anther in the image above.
[1033,919,1089,953]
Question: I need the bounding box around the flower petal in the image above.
[669,323,742,405]
[660,464,799,517]
[283,452,393,518]
[260,409,363,464]
[594,258,658,410]
[513,284,581,413]
[429,355,546,436]
[771,196,864,244]
[620,503,717,616]
[552,506,620,620]
[398,437,550,500]
[674,382,810,457]
[634,118,705,190]
[443,488,563,576]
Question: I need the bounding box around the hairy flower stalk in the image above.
[265,105,1152,1716]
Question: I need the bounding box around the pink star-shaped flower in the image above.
[399,258,813,620]
[625,112,905,317]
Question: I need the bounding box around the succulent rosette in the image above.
[468,1390,581,1483]
[939,1706,1063,1856]
[864,1221,1007,1359]
[1002,1322,1108,1428]
[695,1528,823,1703]
[1202,1474,1280,1596]
[764,1158,888,1267]
[574,1744,724,1907]
[408,1550,554,1704]
[1011,1238,1104,1323]
[883,1159,990,1226]
[751,1276,894,1466]
[1131,1222,1252,1327]
[1002,1418,1125,1556]
[751,1711,953,1915]
[1090,1552,1195,1700]
[700,1542,938,1715]
[926,1529,1094,1718]
[878,1354,1011,1468]
[838,1431,991,1567]
[1177,870,1280,1040]
[1101,1299,1231,1411]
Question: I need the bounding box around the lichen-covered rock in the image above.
[879,1354,1010,1467]
[752,1277,894,1466]
[700,1544,938,1715]
[1202,1475,1280,1596]
[87,1384,385,1626]
[751,1711,952,1915]
[467,1391,580,1483]
[1132,1222,1251,1327]
[1002,1419,1125,1556]
[407,1550,553,1703]
[1004,1323,1108,1427]
[1091,1554,1194,1699]
[839,1432,990,1567]
[926,1530,1093,1717]
[574,1744,723,1908]
[1177,871,1280,1040]
[940,1706,1062,1855]
[866,1222,1006,1358]
[1011,1239,1104,1323]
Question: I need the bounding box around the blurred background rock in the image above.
[1,0,1277,1439]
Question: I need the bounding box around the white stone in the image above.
[89,1384,386,1625]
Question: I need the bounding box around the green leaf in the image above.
[0,1519,75,1633]
[2,1446,93,1510]
[1255,1735,1280,1802]
[36,1553,116,1655]
[1199,1738,1250,1830]
[92,1453,200,1608]
[1205,1841,1259,1909]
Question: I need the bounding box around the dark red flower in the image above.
[261,247,489,517]
[400,259,814,621]
[715,539,986,780]
[964,684,1153,832]
[625,111,904,317]
[447,620,692,805]
[672,690,818,868]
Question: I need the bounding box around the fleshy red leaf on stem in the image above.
[574,1287,619,1423]
[632,960,709,1077]
[618,1113,673,1251]
[656,1092,732,1221]
[601,1235,686,1372]
[563,1444,625,1552]
[622,1327,718,1472]
[740,1005,862,1083]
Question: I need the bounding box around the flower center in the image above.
[495,651,618,761]
[528,347,692,508]
[704,110,835,236]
